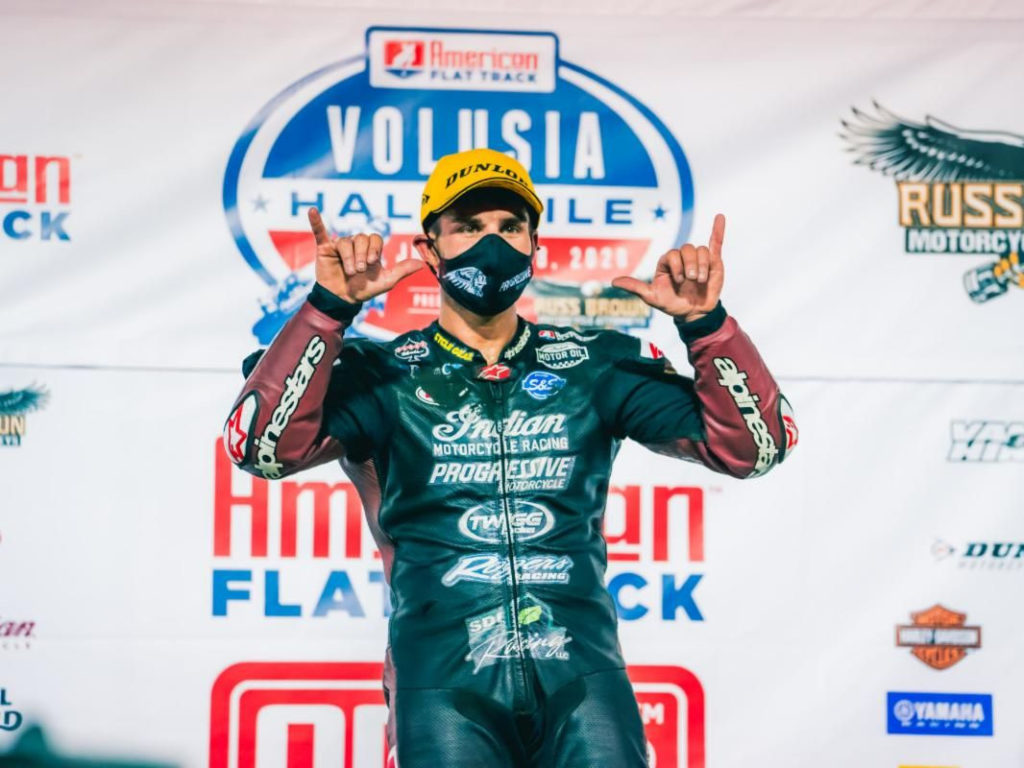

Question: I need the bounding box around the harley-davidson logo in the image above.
[895,604,981,670]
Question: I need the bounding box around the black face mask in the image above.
[432,233,534,316]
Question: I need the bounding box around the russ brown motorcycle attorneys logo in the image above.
[841,101,1024,303]
[225,26,694,343]
[895,604,981,670]
[0,385,49,448]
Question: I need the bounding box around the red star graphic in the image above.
[225,405,249,462]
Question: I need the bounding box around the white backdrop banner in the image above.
[1,2,1022,767]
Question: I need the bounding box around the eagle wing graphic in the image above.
[841,101,1024,181]
[0,385,50,415]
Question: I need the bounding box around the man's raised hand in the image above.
[309,207,424,303]
[612,213,726,322]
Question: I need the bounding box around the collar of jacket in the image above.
[427,317,533,364]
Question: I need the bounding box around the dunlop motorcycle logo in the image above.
[841,101,1024,303]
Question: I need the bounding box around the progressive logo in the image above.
[224,26,694,343]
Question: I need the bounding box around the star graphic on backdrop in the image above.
[652,204,667,220]
[252,195,269,212]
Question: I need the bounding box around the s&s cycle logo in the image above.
[224,27,693,343]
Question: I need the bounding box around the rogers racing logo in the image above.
[713,357,778,476]
[255,336,326,479]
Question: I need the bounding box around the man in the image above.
[223,148,796,767]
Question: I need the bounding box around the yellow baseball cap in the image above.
[420,148,544,230]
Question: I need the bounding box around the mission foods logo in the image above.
[209,662,706,767]
[841,102,1024,303]
[895,605,981,671]
[224,26,693,343]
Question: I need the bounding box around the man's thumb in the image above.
[611,276,652,302]
[387,258,425,288]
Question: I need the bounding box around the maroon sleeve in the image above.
[222,288,362,479]
[643,304,798,478]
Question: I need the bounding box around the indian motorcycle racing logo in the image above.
[841,101,1024,304]
[224,27,693,343]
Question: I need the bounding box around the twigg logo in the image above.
[458,501,554,543]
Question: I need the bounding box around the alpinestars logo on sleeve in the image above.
[713,357,778,476]
[255,336,326,479]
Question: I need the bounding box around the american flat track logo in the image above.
[841,102,1024,303]
[224,26,693,343]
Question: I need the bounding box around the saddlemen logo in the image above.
[458,500,555,543]
[394,339,429,362]
[713,357,778,475]
[224,26,693,343]
[255,336,326,479]
[896,604,981,670]
[841,102,1024,303]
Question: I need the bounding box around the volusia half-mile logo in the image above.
[842,102,1024,304]
[224,27,694,343]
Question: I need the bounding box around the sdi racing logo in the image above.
[841,102,1024,303]
[224,26,693,343]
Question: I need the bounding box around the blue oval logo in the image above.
[224,27,694,343]
[522,370,567,400]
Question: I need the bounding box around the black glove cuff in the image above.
[308,282,363,322]
[674,301,727,343]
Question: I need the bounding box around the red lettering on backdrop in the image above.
[213,439,375,559]
[214,440,268,557]
[606,485,704,563]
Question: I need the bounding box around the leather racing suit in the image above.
[223,284,796,767]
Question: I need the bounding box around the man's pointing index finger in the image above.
[709,213,726,259]
[307,207,331,246]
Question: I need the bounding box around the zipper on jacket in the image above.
[491,379,531,704]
